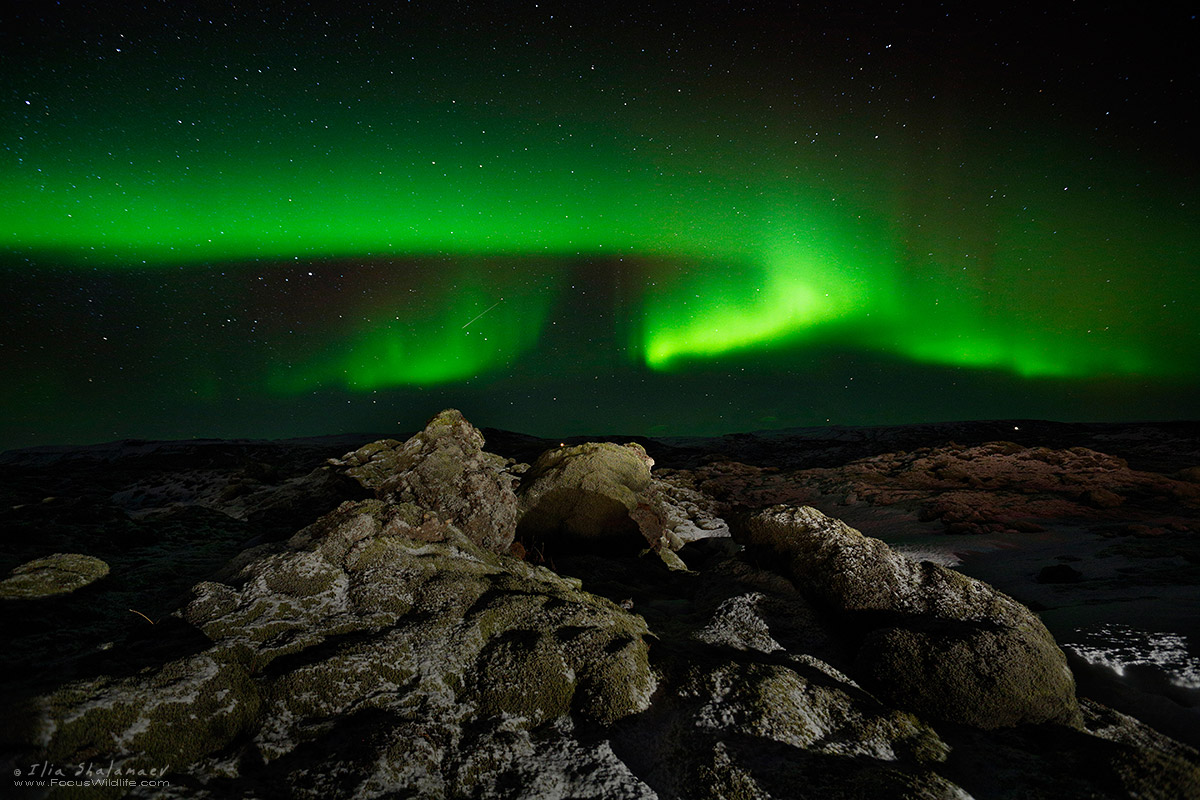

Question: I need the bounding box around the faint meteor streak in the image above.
[461,299,503,329]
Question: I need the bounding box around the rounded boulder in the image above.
[517,442,653,547]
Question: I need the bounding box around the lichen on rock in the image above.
[741,504,1082,729]
[9,410,1199,799]
[517,441,654,546]
[328,408,521,554]
[0,552,109,598]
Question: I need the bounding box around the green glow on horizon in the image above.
[3,48,1196,391]
[889,330,1153,379]
[268,265,555,391]
[641,226,897,369]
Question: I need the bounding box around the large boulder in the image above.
[741,504,1082,729]
[517,442,654,549]
[329,409,520,554]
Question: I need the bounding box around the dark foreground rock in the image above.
[14,498,657,798]
[2,411,1198,799]
[741,505,1081,729]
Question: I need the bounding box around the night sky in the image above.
[2,2,1197,449]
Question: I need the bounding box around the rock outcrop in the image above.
[741,504,1082,729]
[517,441,654,548]
[330,409,522,554]
[4,411,1198,799]
[21,499,657,797]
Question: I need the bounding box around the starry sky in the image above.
[2,2,1197,448]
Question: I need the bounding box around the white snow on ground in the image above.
[889,544,962,568]
[1063,624,1200,690]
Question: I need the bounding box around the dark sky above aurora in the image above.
[1,2,1198,448]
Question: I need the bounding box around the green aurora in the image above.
[5,116,1194,386]
[1,4,1197,445]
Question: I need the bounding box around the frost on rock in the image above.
[9,411,1200,799]
[743,504,1082,729]
[19,493,658,797]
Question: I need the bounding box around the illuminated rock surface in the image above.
[0,553,109,599]
[1,413,1198,798]
[517,441,654,547]
[331,409,523,554]
[742,505,1082,729]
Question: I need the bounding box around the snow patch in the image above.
[1064,623,1200,692]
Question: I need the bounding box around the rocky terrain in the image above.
[1,412,1198,798]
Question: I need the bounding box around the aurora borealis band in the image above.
[2,3,1198,448]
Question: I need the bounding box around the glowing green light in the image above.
[268,264,555,391]
[643,275,822,369]
[640,217,900,369]
[891,334,1150,379]
[641,260,841,370]
[2,62,1195,390]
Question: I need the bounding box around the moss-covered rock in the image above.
[473,630,577,725]
[518,441,654,547]
[742,504,1081,729]
[20,494,658,796]
[461,571,657,726]
[328,409,521,553]
[42,653,260,772]
[0,553,109,598]
[855,621,1081,730]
